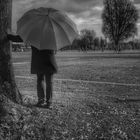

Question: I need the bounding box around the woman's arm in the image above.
[6,28,23,42]
[7,34,23,42]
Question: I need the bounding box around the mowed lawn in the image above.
[11,51,140,139]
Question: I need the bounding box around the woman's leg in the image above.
[45,73,53,104]
[37,73,45,104]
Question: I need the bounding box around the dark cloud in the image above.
[12,0,103,30]
[12,0,103,16]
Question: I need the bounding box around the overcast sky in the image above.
[12,0,140,37]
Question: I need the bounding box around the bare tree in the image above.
[102,0,139,52]
[80,29,96,51]
[80,29,96,44]
[0,0,22,103]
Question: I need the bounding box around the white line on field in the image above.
[15,75,140,87]
[13,62,30,65]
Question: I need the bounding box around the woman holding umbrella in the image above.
[7,31,58,108]
[7,7,78,108]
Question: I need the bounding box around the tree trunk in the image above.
[0,0,22,103]
[113,41,121,53]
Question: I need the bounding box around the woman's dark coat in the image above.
[7,34,58,74]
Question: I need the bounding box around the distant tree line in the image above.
[13,36,140,52]
[60,32,140,52]
[12,33,140,52]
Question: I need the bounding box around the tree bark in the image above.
[0,0,22,103]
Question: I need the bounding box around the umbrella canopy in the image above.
[17,7,79,50]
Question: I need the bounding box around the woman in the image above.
[7,30,58,108]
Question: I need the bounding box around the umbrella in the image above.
[17,7,79,50]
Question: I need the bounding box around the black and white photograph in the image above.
[0,0,140,139]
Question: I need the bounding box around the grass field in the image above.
[9,50,140,139]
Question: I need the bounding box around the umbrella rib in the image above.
[51,18,71,44]
[48,17,57,49]
[40,17,48,49]
[50,13,78,34]
[52,12,77,33]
